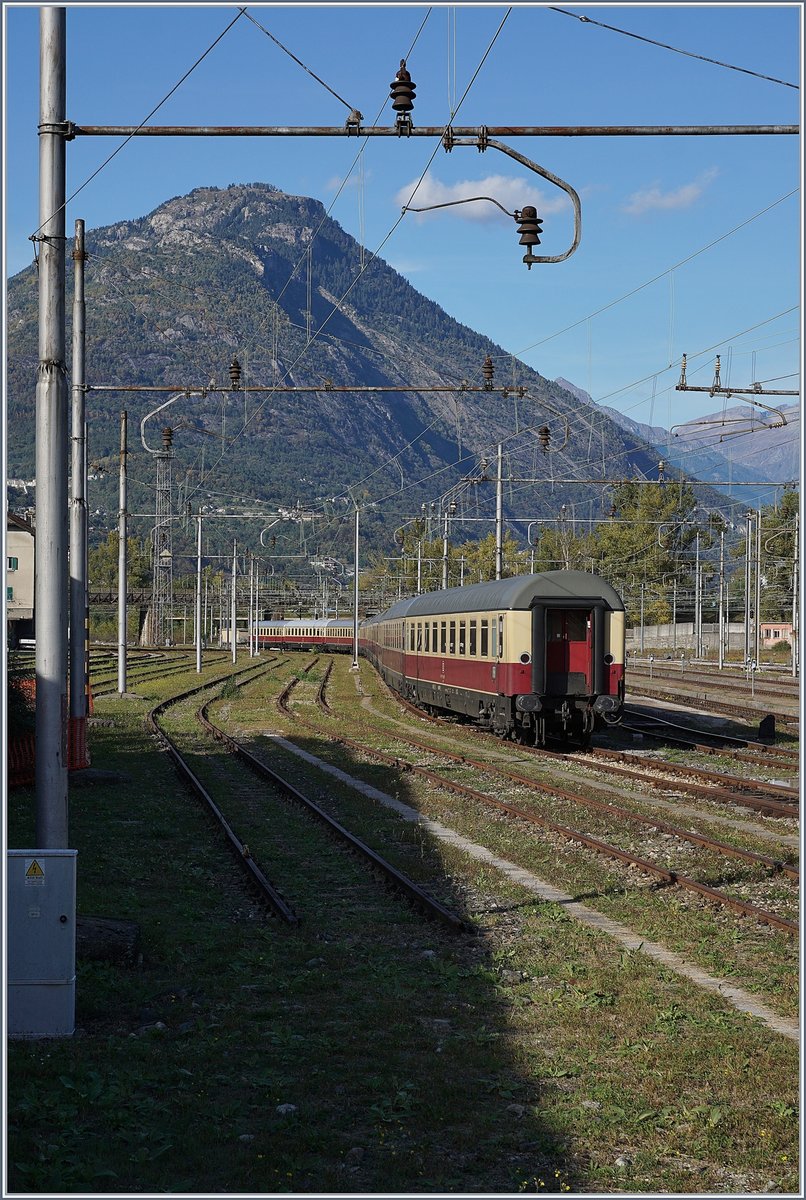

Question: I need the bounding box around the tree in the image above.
[88,532,151,589]
[759,489,798,622]
[583,481,700,625]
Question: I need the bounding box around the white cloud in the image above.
[324,167,374,192]
[622,167,719,216]
[385,257,428,275]
[394,171,570,223]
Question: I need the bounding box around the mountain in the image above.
[7,183,720,564]
[555,378,799,509]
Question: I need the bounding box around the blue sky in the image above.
[4,2,802,433]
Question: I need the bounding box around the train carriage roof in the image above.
[365,572,624,623]
[258,618,354,629]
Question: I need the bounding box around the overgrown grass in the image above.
[6,656,799,1194]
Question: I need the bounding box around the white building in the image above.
[6,511,35,646]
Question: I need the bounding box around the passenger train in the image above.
[256,571,625,744]
[361,571,625,745]
[258,617,354,652]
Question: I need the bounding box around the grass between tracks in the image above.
[6,654,799,1195]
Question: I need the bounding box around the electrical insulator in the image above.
[711,354,722,393]
[482,355,494,390]
[537,425,551,452]
[679,353,688,388]
[229,357,242,390]
[162,426,173,451]
[515,206,543,269]
[658,460,666,482]
[390,59,416,130]
[449,500,457,516]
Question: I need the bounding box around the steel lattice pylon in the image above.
[151,427,174,645]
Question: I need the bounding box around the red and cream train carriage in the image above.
[360,571,625,744]
[257,617,354,651]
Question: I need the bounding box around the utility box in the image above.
[7,850,77,1038]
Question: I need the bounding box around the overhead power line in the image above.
[496,189,799,362]
[30,8,247,242]
[186,8,512,508]
[240,7,358,113]
[548,7,799,89]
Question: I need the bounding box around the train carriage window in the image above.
[449,621,456,655]
[416,622,422,651]
[498,615,504,657]
[459,620,466,655]
[432,621,438,651]
[480,619,489,657]
[469,619,477,656]
[440,621,447,654]
[409,625,415,652]
[568,611,588,641]
[424,622,430,652]
[491,617,498,659]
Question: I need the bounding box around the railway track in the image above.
[621,707,799,769]
[626,682,799,730]
[276,660,798,937]
[147,661,300,923]
[92,657,201,698]
[201,667,469,933]
[150,658,470,932]
[629,664,799,700]
[566,745,799,821]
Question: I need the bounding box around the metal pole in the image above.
[442,510,449,590]
[672,579,677,651]
[195,516,202,673]
[231,540,237,664]
[256,565,261,653]
[71,122,799,138]
[744,512,753,663]
[249,554,254,657]
[754,509,762,666]
[417,541,422,595]
[718,529,725,670]
[351,506,359,670]
[495,443,503,581]
[117,412,127,693]
[792,511,799,677]
[205,575,210,642]
[69,217,87,724]
[695,532,701,659]
[35,6,68,847]
[640,582,645,655]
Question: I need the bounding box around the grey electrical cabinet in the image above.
[7,849,77,1038]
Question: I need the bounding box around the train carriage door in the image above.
[491,613,504,685]
[545,608,592,694]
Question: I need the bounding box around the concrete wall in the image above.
[625,622,752,653]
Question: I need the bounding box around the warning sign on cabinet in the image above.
[25,859,45,884]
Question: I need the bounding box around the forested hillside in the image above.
[8,182,717,565]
